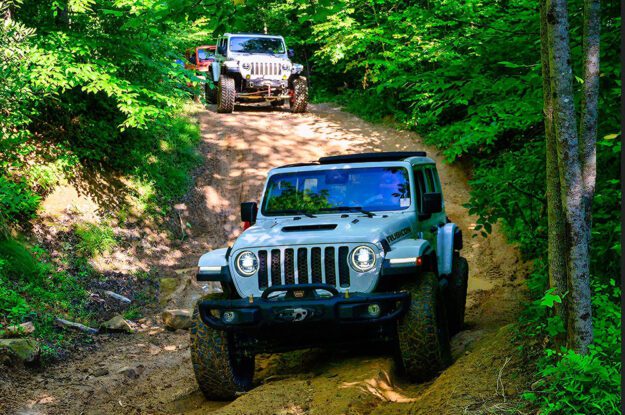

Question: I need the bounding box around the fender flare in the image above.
[211,61,221,83]
[381,238,434,276]
[197,248,230,282]
[436,223,462,275]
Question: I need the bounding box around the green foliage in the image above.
[266,184,331,213]
[0,0,205,227]
[0,177,40,235]
[0,238,90,354]
[521,276,621,414]
[75,223,117,257]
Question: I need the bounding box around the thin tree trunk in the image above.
[579,0,600,242]
[540,0,568,332]
[547,0,593,353]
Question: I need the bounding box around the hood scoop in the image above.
[281,224,338,232]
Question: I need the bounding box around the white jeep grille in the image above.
[257,245,351,290]
[251,62,282,76]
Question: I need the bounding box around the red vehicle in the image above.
[185,45,217,102]
[185,45,217,74]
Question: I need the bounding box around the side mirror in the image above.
[288,48,295,58]
[217,45,226,56]
[422,192,442,215]
[241,202,258,224]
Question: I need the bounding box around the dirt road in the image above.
[1,103,531,415]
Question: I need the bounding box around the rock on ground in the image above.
[100,315,135,333]
[162,309,192,330]
[0,338,40,364]
[4,322,35,337]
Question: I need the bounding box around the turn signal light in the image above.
[416,256,423,266]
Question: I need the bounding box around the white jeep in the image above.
[207,33,308,113]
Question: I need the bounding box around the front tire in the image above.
[289,77,308,113]
[395,272,452,382]
[447,255,469,336]
[217,75,235,113]
[190,297,255,400]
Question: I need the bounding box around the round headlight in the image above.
[241,62,251,70]
[350,246,376,272]
[236,251,258,276]
[281,63,290,71]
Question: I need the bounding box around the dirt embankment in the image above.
[0,103,532,415]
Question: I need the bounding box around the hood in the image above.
[234,54,290,64]
[232,213,416,251]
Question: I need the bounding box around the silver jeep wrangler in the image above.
[190,152,469,400]
[207,33,308,113]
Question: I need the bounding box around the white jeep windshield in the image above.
[229,36,285,54]
[262,167,411,216]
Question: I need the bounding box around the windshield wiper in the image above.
[270,209,316,218]
[319,206,375,217]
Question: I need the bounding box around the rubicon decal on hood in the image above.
[386,227,411,244]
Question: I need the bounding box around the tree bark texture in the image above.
[546,0,593,353]
[579,0,600,248]
[540,0,568,331]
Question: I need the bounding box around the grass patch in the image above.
[75,223,117,257]
[0,237,92,359]
[122,110,202,216]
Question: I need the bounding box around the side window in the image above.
[425,167,441,192]
[413,167,426,212]
[424,168,435,192]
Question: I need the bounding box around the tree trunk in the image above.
[579,0,600,244]
[546,0,593,353]
[540,0,568,333]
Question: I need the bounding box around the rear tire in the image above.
[217,75,235,113]
[290,77,308,113]
[190,296,255,400]
[395,272,452,382]
[447,254,469,336]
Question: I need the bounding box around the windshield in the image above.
[229,36,285,54]
[262,167,411,216]
[197,49,214,61]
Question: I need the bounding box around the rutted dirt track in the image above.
[1,104,531,415]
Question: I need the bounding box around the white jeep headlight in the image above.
[235,251,258,276]
[281,63,290,71]
[241,62,251,70]
[350,246,376,272]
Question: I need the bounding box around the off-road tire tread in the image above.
[190,295,254,400]
[290,77,308,113]
[396,272,452,382]
[217,75,235,113]
[447,255,469,336]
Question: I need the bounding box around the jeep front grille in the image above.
[251,62,282,76]
[257,246,351,290]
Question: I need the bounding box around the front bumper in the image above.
[198,283,410,333]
